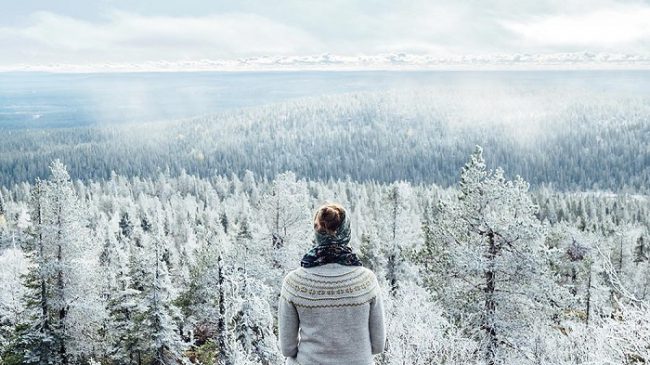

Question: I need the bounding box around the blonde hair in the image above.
[313,203,346,235]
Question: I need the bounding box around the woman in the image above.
[278,203,386,365]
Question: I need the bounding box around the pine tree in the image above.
[228,271,279,365]
[258,172,310,272]
[141,233,187,365]
[119,212,134,239]
[0,190,6,229]
[13,179,54,365]
[105,235,144,365]
[428,146,566,365]
[220,212,229,235]
[175,227,230,365]
[377,182,421,294]
[358,229,385,275]
[634,234,648,263]
[418,196,451,296]
[228,216,280,365]
[0,235,30,361]
[20,164,77,365]
[11,161,101,364]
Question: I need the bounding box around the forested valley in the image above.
[1,89,648,192]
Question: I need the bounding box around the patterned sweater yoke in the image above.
[281,264,380,308]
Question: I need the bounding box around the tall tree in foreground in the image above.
[8,179,52,365]
[227,217,280,365]
[175,222,232,365]
[11,161,98,364]
[425,146,565,365]
[0,231,31,363]
[139,218,187,365]
[105,217,145,365]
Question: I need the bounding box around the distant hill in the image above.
[1,87,648,192]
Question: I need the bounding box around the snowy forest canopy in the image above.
[1,81,649,365]
[1,88,649,192]
[0,144,649,364]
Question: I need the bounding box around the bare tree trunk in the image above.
[35,183,51,362]
[216,254,229,365]
[618,236,624,273]
[56,198,68,365]
[389,188,399,294]
[483,231,498,365]
[570,267,577,296]
[585,263,592,326]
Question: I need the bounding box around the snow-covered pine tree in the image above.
[0,190,6,228]
[542,224,610,327]
[242,170,260,206]
[43,160,101,362]
[12,160,99,364]
[102,207,147,365]
[227,215,280,365]
[418,194,452,296]
[228,270,279,365]
[353,192,386,277]
[139,232,187,365]
[257,171,310,273]
[105,225,145,365]
[0,234,30,363]
[175,222,231,365]
[213,253,229,365]
[119,211,134,240]
[358,222,385,277]
[634,233,648,264]
[99,213,121,303]
[116,203,187,365]
[7,179,53,365]
[428,146,567,365]
[376,182,422,294]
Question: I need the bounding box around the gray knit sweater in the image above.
[278,263,386,365]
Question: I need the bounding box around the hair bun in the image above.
[314,203,346,235]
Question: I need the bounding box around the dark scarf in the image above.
[300,213,363,268]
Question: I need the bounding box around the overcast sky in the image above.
[1,0,649,68]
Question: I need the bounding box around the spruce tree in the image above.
[14,160,93,364]
[0,190,6,229]
[634,234,648,263]
[141,233,187,365]
[228,216,280,365]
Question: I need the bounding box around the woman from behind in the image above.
[278,203,386,365]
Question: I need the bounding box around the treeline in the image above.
[1,89,648,191]
[0,147,649,364]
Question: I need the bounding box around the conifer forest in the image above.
[1,79,649,365]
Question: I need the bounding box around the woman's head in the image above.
[313,203,346,235]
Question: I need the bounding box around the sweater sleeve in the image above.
[369,280,386,355]
[278,283,300,358]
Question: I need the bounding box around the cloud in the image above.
[0,11,321,63]
[0,1,649,69]
[502,4,650,50]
